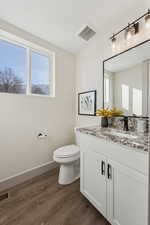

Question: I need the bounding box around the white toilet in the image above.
[53,145,80,185]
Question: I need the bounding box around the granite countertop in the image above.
[77,126,149,152]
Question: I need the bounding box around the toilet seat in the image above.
[54,145,80,158]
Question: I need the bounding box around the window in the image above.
[0,40,27,94]
[31,52,50,95]
[0,34,54,97]
[122,84,129,110]
[132,88,142,115]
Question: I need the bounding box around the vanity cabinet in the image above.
[79,132,148,225]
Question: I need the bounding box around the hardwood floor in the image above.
[0,168,110,225]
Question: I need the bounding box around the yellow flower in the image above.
[109,108,123,116]
[96,108,123,117]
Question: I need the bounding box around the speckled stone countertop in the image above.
[77,126,149,152]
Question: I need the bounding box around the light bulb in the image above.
[111,36,116,50]
[145,11,150,29]
[125,25,135,41]
[126,30,132,40]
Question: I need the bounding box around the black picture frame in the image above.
[78,90,97,116]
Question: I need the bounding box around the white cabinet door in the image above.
[107,159,148,225]
[80,150,107,217]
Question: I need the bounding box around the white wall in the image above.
[0,20,76,181]
[76,33,112,127]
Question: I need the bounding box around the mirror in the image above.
[103,41,150,117]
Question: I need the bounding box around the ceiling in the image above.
[0,0,149,53]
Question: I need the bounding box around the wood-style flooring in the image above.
[0,168,110,225]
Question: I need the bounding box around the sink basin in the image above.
[103,130,138,139]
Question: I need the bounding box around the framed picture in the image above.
[78,90,97,116]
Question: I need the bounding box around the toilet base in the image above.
[58,162,80,185]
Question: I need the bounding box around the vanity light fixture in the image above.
[110,9,149,50]
[145,9,150,29]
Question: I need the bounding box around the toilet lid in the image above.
[54,145,80,158]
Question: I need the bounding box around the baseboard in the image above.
[0,161,58,192]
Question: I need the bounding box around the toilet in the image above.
[53,145,80,185]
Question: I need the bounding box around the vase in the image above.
[101,117,108,128]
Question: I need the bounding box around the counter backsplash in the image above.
[108,116,149,133]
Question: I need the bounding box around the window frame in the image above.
[0,29,55,97]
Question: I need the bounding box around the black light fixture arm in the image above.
[110,9,150,40]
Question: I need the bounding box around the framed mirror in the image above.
[103,40,150,117]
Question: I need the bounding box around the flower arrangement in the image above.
[96,108,123,117]
[96,108,123,128]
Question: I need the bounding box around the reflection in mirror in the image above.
[104,41,150,117]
